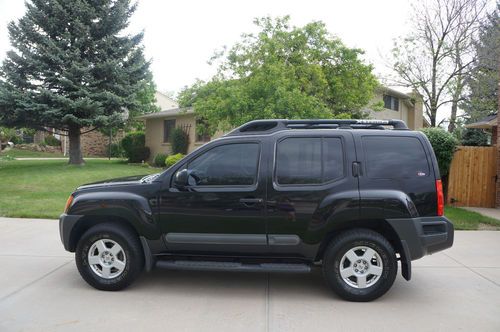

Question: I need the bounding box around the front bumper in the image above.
[387,216,454,261]
[59,213,83,252]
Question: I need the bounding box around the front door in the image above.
[158,140,267,255]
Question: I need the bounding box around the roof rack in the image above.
[226,119,409,136]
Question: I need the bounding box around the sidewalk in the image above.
[14,157,120,160]
[463,207,500,220]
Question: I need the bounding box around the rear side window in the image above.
[362,136,429,178]
[275,137,344,185]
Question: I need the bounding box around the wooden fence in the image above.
[447,146,497,208]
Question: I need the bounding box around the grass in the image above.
[445,206,500,230]
[0,159,160,219]
[0,147,65,158]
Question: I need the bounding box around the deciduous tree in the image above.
[178,17,379,134]
[391,0,488,129]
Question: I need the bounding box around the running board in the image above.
[155,260,311,273]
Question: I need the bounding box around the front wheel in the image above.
[322,229,397,302]
[75,223,144,291]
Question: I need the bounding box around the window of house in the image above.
[185,143,260,186]
[275,137,344,185]
[163,119,176,143]
[383,94,400,111]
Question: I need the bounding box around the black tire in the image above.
[322,228,397,302]
[75,223,144,291]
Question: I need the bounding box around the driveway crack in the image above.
[0,260,72,302]
[443,253,500,287]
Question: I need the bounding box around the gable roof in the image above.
[465,112,497,129]
[136,107,194,120]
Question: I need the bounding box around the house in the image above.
[139,86,428,160]
[137,107,212,160]
[366,86,428,130]
[464,112,497,145]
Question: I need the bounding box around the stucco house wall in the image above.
[139,108,214,161]
[366,87,426,130]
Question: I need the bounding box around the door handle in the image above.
[239,198,264,205]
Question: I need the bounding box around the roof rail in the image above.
[226,119,409,136]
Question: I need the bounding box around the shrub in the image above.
[10,135,23,145]
[0,127,15,142]
[170,127,189,154]
[461,128,489,146]
[154,153,169,167]
[165,153,185,168]
[43,135,61,146]
[110,143,125,158]
[121,131,150,162]
[421,127,458,177]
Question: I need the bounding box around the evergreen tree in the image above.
[463,2,500,122]
[0,0,152,164]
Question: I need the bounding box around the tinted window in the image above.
[187,143,259,186]
[363,136,429,178]
[276,137,344,185]
[323,138,344,181]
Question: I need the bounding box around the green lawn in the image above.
[0,147,65,158]
[445,206,500,230]
[0,159,160,219]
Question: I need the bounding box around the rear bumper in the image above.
[59,213,83,252]
[387,216,454,261]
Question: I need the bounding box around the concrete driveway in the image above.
[0,218,499,332]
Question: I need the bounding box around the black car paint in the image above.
[60,127,454,279]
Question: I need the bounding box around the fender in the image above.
[68,191,161,240]
[359,189,419,219]
[303,190,361,244]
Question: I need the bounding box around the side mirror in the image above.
[173,169,189,188]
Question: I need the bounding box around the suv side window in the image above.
[275,137,344,185]
[362,136,429,178]
[186,143,260,186]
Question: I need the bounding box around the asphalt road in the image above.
[0,217,499,332]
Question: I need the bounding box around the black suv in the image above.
[59,119,454,301]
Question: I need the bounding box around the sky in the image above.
[0,0,413,94]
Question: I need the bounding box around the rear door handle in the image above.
[240,198,264,205]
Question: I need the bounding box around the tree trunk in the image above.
[68,126,85,165]
[448,101,458,133]
[430,106,437,127]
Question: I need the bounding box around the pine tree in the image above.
[463,2,500,122]
[0,0,152,164]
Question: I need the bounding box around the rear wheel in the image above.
[75,223,144,291]
[322,229,397,302]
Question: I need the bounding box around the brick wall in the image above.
[63,128,125,157]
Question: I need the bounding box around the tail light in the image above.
[64,194,74,213]
[436,180,444,216]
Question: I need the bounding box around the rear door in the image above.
[354,132,437,218]
[265,131,359,259]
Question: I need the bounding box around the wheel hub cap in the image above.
[88,239,126,279]
[339,246,384,289]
